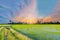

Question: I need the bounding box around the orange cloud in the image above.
[41,16,52,23]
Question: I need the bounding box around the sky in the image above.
[0,0,58,23]
[37,0,57,17]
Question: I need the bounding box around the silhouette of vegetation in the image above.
[8,20,23,24]
[38,21,60,24]
[37,20,60,24]
[7,20,60,24]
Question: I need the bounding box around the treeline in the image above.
[8,22,23,24]
[8,20,60,24]
[37,21,60,24]
[8,22,60,24]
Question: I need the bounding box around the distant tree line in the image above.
[37,21,60,24]
[8,20,60,24]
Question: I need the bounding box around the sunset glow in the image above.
[0,0,59,23]
[12,0,38,24]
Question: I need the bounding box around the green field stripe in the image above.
[4,28,9,40]
[10,30,20,40]
[0,27,4,40]
[10,28,33,40]
[0,27,4,32]
[7,29,17,40]
[12,28,38,40]
[1,28,5,40]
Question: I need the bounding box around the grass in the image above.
[0,24,60,40]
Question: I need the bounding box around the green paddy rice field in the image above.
[0,24,60,40]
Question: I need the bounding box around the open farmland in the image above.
[0,24,60,40]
